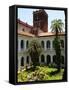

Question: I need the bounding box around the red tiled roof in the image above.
[38,32,65,37]
[18,31,35,37]
[18,31,65,37]
[18,19,65,37]
[17,19,33,29]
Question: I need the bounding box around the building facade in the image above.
[18,10,65,71]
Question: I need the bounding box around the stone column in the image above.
[24,56,26,66]
[51,55,53,63]
[39,56,41,64]
[18,39,21,51]
[24,40,26,50]
[44,40,46,50]
[51,40,53,50]
[45,55,47,64]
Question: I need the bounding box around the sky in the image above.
[18,8,65,32]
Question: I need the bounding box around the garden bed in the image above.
[18,66,64,82]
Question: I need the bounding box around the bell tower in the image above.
[33,9,48,35]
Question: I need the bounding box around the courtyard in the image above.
[18,66,64,82]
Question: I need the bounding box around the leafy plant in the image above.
[18,66,64,82]
[48,63,56,68]
[27,39,43,68]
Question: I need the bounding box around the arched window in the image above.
[41,55,45,63]
[53,40,55,48]
[26,56,29,64]
[21,57,24,66]
[47,55,51,65]
[47,40,50,49]
[53,55,57,64]
[26,40,29,48]
[61,56,64,64]
[21,40,24,49]
[61,40,64,48]
[41,41,44,48]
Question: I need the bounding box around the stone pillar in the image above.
[18,39,21,51]
[44,40,45,50]
[24,40,26,50]
[51,40,53,50]
[44,40,46,50]
[45,55,47,64]
[39,56,41,64]
[24,56,26,66]
[51,55,53,63]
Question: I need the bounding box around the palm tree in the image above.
[51,19,64,37]
[27,39,42,68]
[51,19,64,72]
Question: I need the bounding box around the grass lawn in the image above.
[17,66,64,82]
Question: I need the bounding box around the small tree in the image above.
[27,39,42,68]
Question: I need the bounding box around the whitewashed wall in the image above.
[18,34,65,71]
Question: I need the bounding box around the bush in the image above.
[48,63,56,68]
[18,66,64,82]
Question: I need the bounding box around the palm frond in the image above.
[50,19,64,33]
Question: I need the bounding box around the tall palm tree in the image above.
[51,19,64,37]
[51,19,64,72]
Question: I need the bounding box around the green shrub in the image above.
[48,63,56,68]
[18,66,64,82]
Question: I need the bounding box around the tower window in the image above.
[22,28,25,31]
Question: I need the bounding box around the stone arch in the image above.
[21,57,24,66]
[47,40,50,49]
[52,40,55,48]
[21,40,24,49]
[26,40,29,48]
[47,55,51,65]
[26,56,29,64]
[41,41,44,48]
[41,54,45,63]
